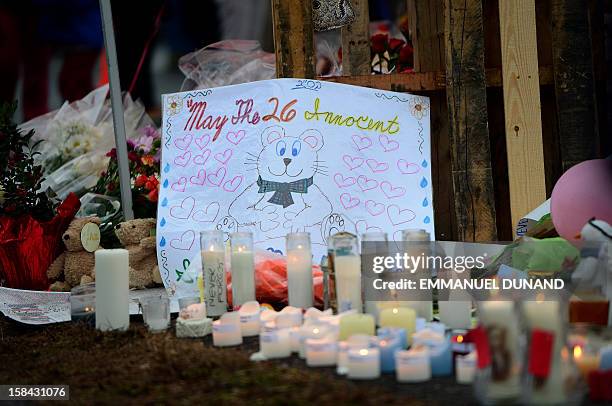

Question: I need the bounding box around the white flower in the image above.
[409,97,430,120]
[166,95,183,116]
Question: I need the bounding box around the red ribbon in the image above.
[528,329,554,378]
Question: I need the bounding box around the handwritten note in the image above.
[158,79,433,298]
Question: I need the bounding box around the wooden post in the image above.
[551,0,598,172]
[341,0,370,76]
[498,0,547,233]
[271,0,315,78]
[444,0,497,241]
[409,0,445,72]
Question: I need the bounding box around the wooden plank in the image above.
[551,0,598,172]
[341,0,371,75]
[271,0,315,78]
[498,0,547,234]
[322,66,553,91]
[409,0,445,72]
[444,0,497,242]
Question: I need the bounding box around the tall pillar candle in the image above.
[200,230,227,317]
[401,229,433,320]
[230,232,255,307]
[362,231,388,319]
[439,300,472,330]
[95,249,129,331]
[286,232,313,309]
[333,233,362,312]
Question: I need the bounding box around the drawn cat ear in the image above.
[260,126,285,146]
[300,129,324,151]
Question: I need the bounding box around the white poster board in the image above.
[158,79,433,298]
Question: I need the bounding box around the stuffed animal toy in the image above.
[114,218,162,288]
[47,217,101,291]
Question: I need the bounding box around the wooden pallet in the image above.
[271,0,605,241]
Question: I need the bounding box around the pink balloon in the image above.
[551,159,612,245]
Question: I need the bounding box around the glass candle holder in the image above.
[141,296,170,333]
[230,232,255,308]
[361,231,388,318]
[70,283,96,326]
[200,230,227,317]
[401,228,433,320]
[286,232,313,309]
[332,233,362,313]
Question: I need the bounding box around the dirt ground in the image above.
[0,315,476,405]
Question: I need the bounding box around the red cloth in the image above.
[467,325,492,369]
[528,329,554,378]
[0,193,80,290]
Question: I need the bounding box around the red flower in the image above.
[147,189,158,202]
[371,34,388,54]
[399,44,414,66]
[135,174,148,187]
[106,148,117,158]
[389,38,405,53]
[107,183,115,191]
[128,151,139,162]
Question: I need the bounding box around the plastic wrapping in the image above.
[178,40,275,91]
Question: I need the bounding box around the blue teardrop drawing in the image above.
[164,163,170,173]
[160,237,166,247]
[424,216,431,224]
[422,197,428,207]
[163,179,169,188]
[161,197,168,207]
[420,177,428,188]
[422,160,428,168]
[160,218,166,227]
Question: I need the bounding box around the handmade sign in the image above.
[158,79,433,298]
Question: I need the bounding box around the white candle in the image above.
[260,328,291,359]
[306,338,338,367]
[289,327,301,353]
[276,306,303,328]
[347,348,381,380]
[180,303,206,320]
[230,232,255,307]
[239,301,260,337]
[439,300,472,330]
[478,301,522,402]
[523,299,566,404]
[95,249,129,331]
[212,312,242,347]
[298,323,329,359]
[456,351,477,384]
[402,229,433,320]
[260,308,278,326]
[200,230,227,317]
[286,233,313,309]
[395,346,431,382]
[335,255,362,313]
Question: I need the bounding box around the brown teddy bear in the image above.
[114,218,161,288]
[47,217,101,291]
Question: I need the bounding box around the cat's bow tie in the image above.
[257,176,314,208]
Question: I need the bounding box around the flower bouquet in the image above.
[370,33,414,74]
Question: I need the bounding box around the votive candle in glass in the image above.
[200,230,227,317]
[395,346,431,382]
[286,232,313,308]
[230,232,255,307]
[212,312,242,347]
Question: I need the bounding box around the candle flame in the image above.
[209,245,215,252]
[313,328,320,334]
[456,335,464,343]
[238,246,243,253]
[392,308,399,314]
[359,349,369,356]
[573,345,582,359]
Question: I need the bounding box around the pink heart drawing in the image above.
[174,134,193,150]
[170,230,196,251]
[171,177,187,192]
[169,196,195,219]
[334,173,356,188]
[397,159,420,175]
[343,155,364,171]
[379,134,400,152]
[357,175,378,192]
[174,150,191,167]
[214,149,233,165]
[387,205,416,226]
[352,134,372,151]
[355,220,383,236]
[340,193,360,209]
[192,202,220,223]
[195,134,210,150]
[380,181,406,199]
[207,167,226,186]
[366,159,389,173]
[193,149,211,166]
[365,200,385,216]
[190,169,206,186]
[223,175,243,192]
[226,130,246,145]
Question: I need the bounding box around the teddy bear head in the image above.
[62,217,101,252]
[115,218,156,246]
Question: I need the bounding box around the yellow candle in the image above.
[379,307,416,346]
[338,313,375,340]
